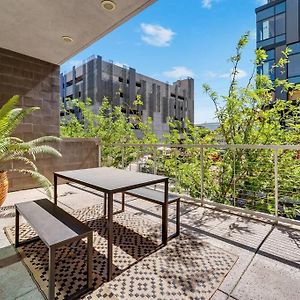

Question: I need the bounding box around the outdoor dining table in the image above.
[53,167,169,281]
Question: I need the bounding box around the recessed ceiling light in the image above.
[62,36,73,43]
[101,0,116,11]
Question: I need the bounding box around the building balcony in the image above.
[0,143,299,299]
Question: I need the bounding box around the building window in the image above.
[288,42,300,81]
[258,49,275,80]
[275,13,285,36]
[275,2,286,15]
[257,7,274,22]
[256,1,286,45]
[75,75,83,83]
[257,17,275,41]
[118,77,123,82]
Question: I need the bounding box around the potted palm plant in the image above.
[0,95,62,206]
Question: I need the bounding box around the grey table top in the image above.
[55,167,168,193]
[16,199,92,247]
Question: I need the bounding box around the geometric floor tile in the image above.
[4,204,237,300]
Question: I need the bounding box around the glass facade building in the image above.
[256,0,300,99]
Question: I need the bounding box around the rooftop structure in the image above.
[60,56,194,139]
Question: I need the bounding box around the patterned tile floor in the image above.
[0,184,300,300]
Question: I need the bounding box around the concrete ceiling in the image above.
[0,0,156,65]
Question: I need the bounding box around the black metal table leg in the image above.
[162,178,169,245]
[54,174,57,205]
[49,247,55,300]
[87,232,93,289]
[176,199,180,236]
[107,192,113,281]
[121,192,125,212]
[104,193,107,217]
[15,208,19,247]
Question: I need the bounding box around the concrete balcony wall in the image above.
[0,48,99,191]
[7,138,99,192]
[0,47,60,140]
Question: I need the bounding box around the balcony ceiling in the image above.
[0,0,155,64]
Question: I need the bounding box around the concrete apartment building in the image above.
[256,0,300,100]
[60,56,194,138]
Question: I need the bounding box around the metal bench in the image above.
[15,199,93,300]
[123,187,180,239]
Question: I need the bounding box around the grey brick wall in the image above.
[0,47,60,140]
[0,48,99,192]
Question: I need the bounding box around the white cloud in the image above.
[202,0,213,8]
[201,0,224,9]
[206,68,248,80]
[141,23,175,47]
[163,66,194,79]
[256,0,268,5]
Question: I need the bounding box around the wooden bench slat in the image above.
[16,199,91,247]
[125,187,180,204]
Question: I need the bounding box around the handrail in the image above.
[100,142,300,226]
[104,143,300,151]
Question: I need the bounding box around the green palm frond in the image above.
[5,156,38,171]
[28,145,62,158]
[0,95,61,197]
[0,95,19,120]
[12,169,53,199]
[0,106,39,138]
[28,136,62,145]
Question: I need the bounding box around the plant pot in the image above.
[0,171,9,207]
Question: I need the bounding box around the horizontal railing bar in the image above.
[103,143,300,151]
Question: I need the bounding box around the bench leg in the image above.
[107,192,114,281]
[176,199,180,237]
[104,193,107,217]
[162,179,169,245]
[15,208,19,247]
[121,192,125,212]
[49,247,55,300]
[87,233,93,289]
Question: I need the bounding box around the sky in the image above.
[61,0,268,124]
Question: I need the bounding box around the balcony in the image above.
[0,143,299,300]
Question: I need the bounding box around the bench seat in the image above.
[123,187,180,239]
[125,187,180,204]
[15,199,93,299]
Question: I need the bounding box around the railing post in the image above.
[274,149,279,221]
[200,146,204,206]
[121,146,125,169]
[98,143,102,167]
[233,148,236,207]
[153,146,157,175]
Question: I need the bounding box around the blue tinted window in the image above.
[257,17,275,41]
[266,49,275,60]
[275,34,286,43]
[257,7,274,21]
[275,2,286,15]
[289,42,300,54]
[257,37,275,48]
[288,76,300,84]
[258,60,275,81]
[288,54,300,78]
[275,13,285,35]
